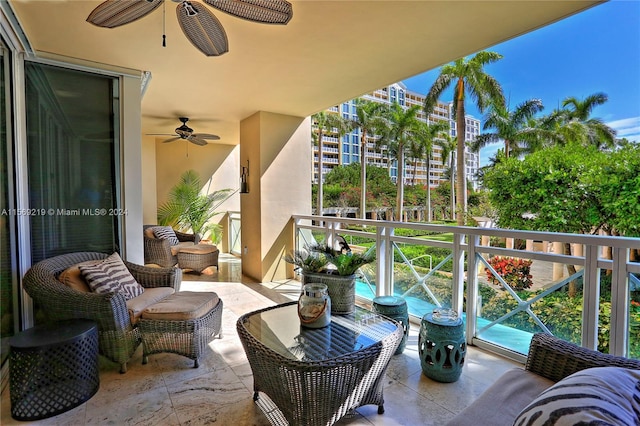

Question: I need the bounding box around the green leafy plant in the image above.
[485,256,533,290]
[312,244,376,276]
[284,242,376,276]
[157,170,234,243]
[283,245,329,273]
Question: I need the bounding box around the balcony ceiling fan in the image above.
[148,117,220,146]
[87,0,293,56]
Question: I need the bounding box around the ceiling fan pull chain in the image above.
[162,0,166,47]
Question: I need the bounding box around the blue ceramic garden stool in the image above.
[418,310,466,383]
[372,296,408,355]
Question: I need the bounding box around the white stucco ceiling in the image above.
[10,0,601,145]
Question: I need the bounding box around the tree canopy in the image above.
[483,143,640,237]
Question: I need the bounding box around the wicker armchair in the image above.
[143,224,199,268]
[23,252,182,373]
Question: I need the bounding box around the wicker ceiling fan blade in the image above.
[87,0,164,28]
[188,136,209,146]
[193,133,220,140]
[204,0,292,24]
[162,136,182,143]
[176,1,229,57]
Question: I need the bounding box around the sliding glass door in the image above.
[0,38,16,365]
[25,62,121,263]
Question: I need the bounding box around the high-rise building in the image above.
[312,82,481,190]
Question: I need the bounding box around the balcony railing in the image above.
[292,215,640,362]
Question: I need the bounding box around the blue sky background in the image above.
[402,0,640,166]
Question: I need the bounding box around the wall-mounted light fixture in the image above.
[240,160,249,193]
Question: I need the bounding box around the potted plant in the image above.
[157,170,234,245]
[285,241,376,314]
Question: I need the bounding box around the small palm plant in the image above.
[283,244,329,274]
[157,170,234,243]
[284,241,376,276]
[313,244,376,276]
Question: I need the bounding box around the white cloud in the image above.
[606,116,640,142]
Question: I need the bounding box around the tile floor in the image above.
[1,254,521,425]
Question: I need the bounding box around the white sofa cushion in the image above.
[126,287,175,325]
[446,368,554,426]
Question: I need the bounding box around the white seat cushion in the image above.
[126,287,175,325]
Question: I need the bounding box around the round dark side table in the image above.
[9,319,99,421]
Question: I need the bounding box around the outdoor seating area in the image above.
[5,253,640,425]
[143,225,220,272]
[21,251,223,374]
[2,253,523,425]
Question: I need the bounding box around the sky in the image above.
[401,0,640,166]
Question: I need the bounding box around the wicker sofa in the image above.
[446,333,640,426]
[23,252,182,373]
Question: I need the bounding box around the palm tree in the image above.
[560,92,616,149]
[470,99,544,159]
[158,170,234,243]
[312,111,352,217]
[534,93,616,151]
[439,133,457,221]
[407,139,422,186]
[382,103,422,221]
[351,99,388,219]
[424,51,505,225]
[412,120,449,221]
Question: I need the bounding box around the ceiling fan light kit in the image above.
[87,0,293,56]
[147,117,220,146]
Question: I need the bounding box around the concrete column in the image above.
[552,241,564,281]
[526,239,533,251]
[240,112,311,282]
[506,238,514,249]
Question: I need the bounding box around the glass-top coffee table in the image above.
[236,301,403,426]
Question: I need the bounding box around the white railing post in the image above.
[452,232,465,316]
[376,225,393,297]
[466,234,480,344]
[610,246,630,357]
[581,244,600,350]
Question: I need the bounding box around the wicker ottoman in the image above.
[176,244,219,273]
[139,291,223,367]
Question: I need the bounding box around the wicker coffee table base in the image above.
[140,298,223,367]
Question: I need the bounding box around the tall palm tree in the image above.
[382,103,422,221]
[439,133,457,221]
[412,120,449,221]
[312,111,352,217]
[407,139,423,186]
[351,99,388,219]
[560,92,616,149]
[533,93,616,151]
[470,99,544,159]
[424,51,505,225]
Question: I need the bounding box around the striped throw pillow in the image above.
[80,252,144,300]
[513,366,640,426]
[152,226,179,246]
